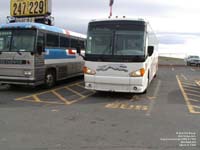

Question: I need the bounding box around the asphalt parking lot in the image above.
[0,58,200,150]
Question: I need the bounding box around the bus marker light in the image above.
[83,67,96,75]
[130,68,145,77]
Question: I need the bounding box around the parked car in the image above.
[186,55,200,66]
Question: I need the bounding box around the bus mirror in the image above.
[76,46,85,60]
[76,47,81,54]
[84,41,87,49]
[148,46,154,56]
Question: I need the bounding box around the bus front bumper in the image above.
[0,76,40,86]
[84,75,147,93]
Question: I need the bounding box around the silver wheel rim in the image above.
[46,74,54,86]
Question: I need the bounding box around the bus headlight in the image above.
[129,68,145,77]
[24,70,32,77]
[83,66,96,75]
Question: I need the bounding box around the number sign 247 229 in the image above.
[10,0,51,17]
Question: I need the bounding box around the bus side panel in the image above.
[44,48,84,81]
[147,26,159,83]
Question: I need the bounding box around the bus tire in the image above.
[45,70,56,88]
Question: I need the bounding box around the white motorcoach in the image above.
[83,18,158,93]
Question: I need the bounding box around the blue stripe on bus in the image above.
[44,49,76,59]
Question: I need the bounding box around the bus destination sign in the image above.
[10,0,52,17]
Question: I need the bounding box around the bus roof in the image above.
[90,17,147,23]
[0,22,86,39]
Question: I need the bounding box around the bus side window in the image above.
[71,38,78,49]
[60,36,70,48]
[79,40,85,49]
[46,33,59,48]
[37,32,45,55]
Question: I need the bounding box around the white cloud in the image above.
[1,0,200,57]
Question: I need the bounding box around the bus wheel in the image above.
[45,70,56,88]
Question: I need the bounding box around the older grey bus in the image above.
[0,22,86,88]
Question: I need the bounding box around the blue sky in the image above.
[1,0,200,57]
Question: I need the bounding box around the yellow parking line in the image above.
[64,87,85,98]
[195,80,200,86]
[34,87,66,96]
[180,80,196,84]
[192,105,200,109]
[15,81,84,102]
[32,95,41,102]
[68,92,95,105]
[183,85,200,90]
[76,84,85,88]
[177,80,189,83]
[15,94,41,102]
[25,81,84,98]
[187,93,200,98]
[68,81,84,87]
[15,95,33,101]
[51,90,70,104]
[190,99,200,102]
[181,74,188,80]
[19,99,66,105]
[184,89,200,94]
[181,82,198,87]
[176,75,196,113]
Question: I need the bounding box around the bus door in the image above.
[34,31,45,84]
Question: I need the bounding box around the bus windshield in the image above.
[86,21,146,62]
[114,31,144,56]
[87,27,145,56]
[0,30,36,52]
[87,28,113,55]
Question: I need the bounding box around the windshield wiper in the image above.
[17,51,22,55]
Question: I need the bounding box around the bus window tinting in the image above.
[11,30,35,52]
[79,40,85,49]
[60,36,70,48]
[0,31,12,51]
[71,38,79,48]
[46,34,59,47]
[87,29,113,55]
[114,31,144,56]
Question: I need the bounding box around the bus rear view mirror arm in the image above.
[76,47,85,60]
[148,46,154,56]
